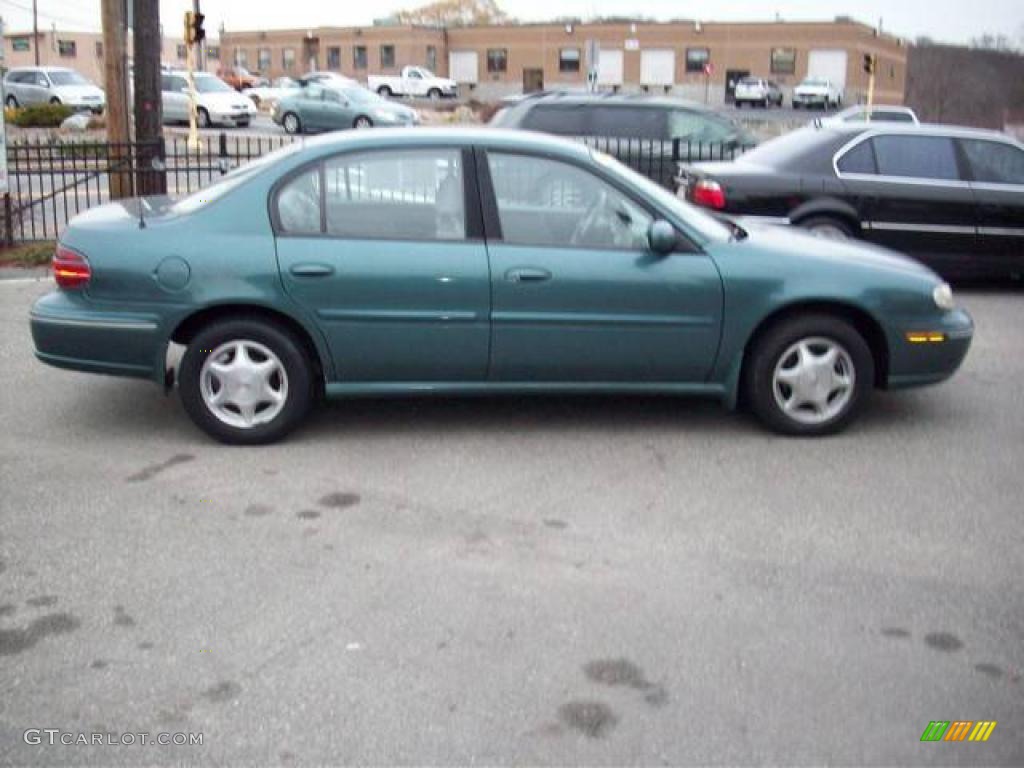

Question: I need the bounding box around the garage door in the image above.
[640,49,675,86]
[449,51,479,84]
[597,49,624,86]
[807,49,848,89]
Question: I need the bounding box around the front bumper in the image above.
[30,291,164,382]
[211,110,255,125]
[886,308,974,388]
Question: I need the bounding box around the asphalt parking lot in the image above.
[0,278,1022,765]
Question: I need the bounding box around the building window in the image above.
[258,47,271,72]
[176,44,187,60]
[426,45,437,71]
[559,48,580,73]
[770,47,796,75]
[11,37,31,52]
[487,48,507,73]
[206,45,219,60]
[57,39,77,57]
[380,44,395,69]
[282,48,295,70]
[353,45,367,69]
[685,47,710,73]
[327,46,341,70]
[95,41,103,58]
[236,48,248,67]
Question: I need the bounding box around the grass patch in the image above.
[0,241,54,267]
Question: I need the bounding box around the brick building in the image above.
[222,17,908,104]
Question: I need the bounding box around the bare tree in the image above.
[394,0,508,27]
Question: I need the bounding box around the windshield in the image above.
[275,77,299,88]
[48,71,89,86]
[800,78,828,87]
[194,76,234,94]
[591,150,733,242]
[171,141,302,214]
[341,88,380,104]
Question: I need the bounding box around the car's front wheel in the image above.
[353,115,373,129]
[179,318,315,445]
[6,95,18,108]
[282,112,301,134]
[427,88,442,100]
[377,86,392,98]
[745,314,874,436]
[197,107,211,128]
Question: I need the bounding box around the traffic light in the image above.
[862,54,876,75]
[184,10,205,45]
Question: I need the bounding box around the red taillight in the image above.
[53,244,91,290]
[691,179,726,210]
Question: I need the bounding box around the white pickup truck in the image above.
[367,66,457,100]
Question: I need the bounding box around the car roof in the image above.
[8,65,74,72]
[505,90,719,113]
[815,120,1019,143]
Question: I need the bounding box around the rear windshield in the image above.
[171,141,303,214]
[736,126,844,168]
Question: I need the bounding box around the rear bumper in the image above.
[886,308,974,389]
[30,292,164,381]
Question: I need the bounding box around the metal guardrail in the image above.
[1,133,748,244]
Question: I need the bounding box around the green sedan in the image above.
[271,83,419,134]
[30,128,973,444]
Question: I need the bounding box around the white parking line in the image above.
[0,276,54,285]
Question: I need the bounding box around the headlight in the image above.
[933,282,955,311]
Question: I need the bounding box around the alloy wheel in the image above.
[772,337,855,426]
[199,340,289,429]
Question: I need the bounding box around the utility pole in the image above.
[101,0,131,198]
[32,0,39,65]
[193,0,204,70]
[132,0,165,194]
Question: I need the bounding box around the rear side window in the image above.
[960,139,1024,185]
[276,167,322,235]
[589,107,665,140]
[872,135,961,181]
[520,105,587,136]
[836,140,876,174]
[669,110,736,143]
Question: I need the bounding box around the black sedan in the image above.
[678,123,1024,280]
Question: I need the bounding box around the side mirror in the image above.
[648,219,677,255]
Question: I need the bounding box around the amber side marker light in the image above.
[906,332,946,343]
[53,244,91,289]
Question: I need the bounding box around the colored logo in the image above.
[921,721,997,742]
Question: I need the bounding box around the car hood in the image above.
[733,218,938,279]
[794,84,830,94]
[199,91,255,110]
[54,84,105,99]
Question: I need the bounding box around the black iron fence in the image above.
[2,133,749,244]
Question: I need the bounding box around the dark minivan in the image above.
[491,92,756,187]
[678,123,1024,280]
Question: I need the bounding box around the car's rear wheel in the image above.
[197,107,211,128]
[282,112,301,134]
[427,88,442,100]
[49,97,61,105]
[377,86,392,98]
[353,115,373,129]
[179,318,315,445]
[745,314,873,436]
[6,95,18,108]
[798,215,855,241]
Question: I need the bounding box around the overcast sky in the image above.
[1,0,1021,46]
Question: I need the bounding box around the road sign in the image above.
[703,62,715,76]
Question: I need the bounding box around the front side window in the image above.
[836,139,876,174]
[669,110,739,143]
[961,139,1024,185]
[321,150,464,240]
[520,105,587,136]
[380,45,396,69]
[770,47,796,75]
[685,48,709,73]
[591,107,665,141]
[559,48,581,73]
[486,152,653,250]
[873,135,961,181]
[487,48,507,73]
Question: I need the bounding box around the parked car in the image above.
[733,77,784,108]
[677,122,1024,280]
[243,77,301,108]
[490,92,757,187]
[793,77,843,109]
[825,104,920,124]
[3,66,106,113]
[298,71,357,87]
[368,66,457,100]
[218,66,260,91]
[272,83,419,134]
[29,128,972,444]
[161,71,257,128]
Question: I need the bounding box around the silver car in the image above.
[3,66,106,113]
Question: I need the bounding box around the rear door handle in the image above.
[505,267,552,283]
[289,263,335,277]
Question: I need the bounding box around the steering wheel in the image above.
[570,188,610,247]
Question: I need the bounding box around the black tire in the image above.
[49,97,61,105]
[377,86,392,98]
[793,101,801,110]
[427,87,441,100]
[797,215,856,241]
[760,99,767,108]
[237,119,250,128]
[744,313,874,436]
[735,100,744,109]
[6,95,18,108]
[197,107,211,128]
[178,318,315,445]
[353,115,373,129]
[282,112,301,135]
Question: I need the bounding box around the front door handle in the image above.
[505,267,552,283]
[289,263,335,277]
